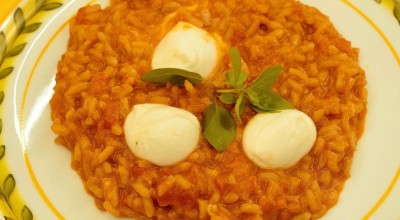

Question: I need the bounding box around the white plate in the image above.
[0,0,399,219]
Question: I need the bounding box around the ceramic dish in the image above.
[0,0,399,219]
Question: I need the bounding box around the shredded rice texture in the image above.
[50,0,367,219]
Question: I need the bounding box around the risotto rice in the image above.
[50,0,367,219]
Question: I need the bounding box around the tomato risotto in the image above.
[50,0,367,219]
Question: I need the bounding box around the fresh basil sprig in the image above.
[216,48,293,123]
[139,48,292,152]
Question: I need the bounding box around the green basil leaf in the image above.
[226,70,248,88]
[249,66,282,93]
[203,103,236,152]
[3,174,15,200]
[141,68,204,86]
[248,90,293,112]
[250,104,280,113]
[226,48,248,87]
[225,70,235,87]
[246,90,260,106]
[229,48,241,74]
[237,71,248,87]
[250,104,266,113]
[21,205,33,220]
[235,93,245,124]
[219,93,236,104]
[0,145,4,160]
